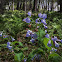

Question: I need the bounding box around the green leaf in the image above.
[49,53,59,57]
[14,47,20,51]
[36,29,45,41]
[32,48,43,54]
[12,41,18,45]
[27,50,36,62]
[18,42,23,46]
[43,38,52,50]
[37,29,45,38]
[21,47,28,51]
[48,53,61,62]
[0,44,7,47]
[27,48,43,62]
[12,41,23,47]
[14,52,24,62]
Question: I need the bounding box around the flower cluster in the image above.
[51,48,57,52]
[26,30,38,43]
[0,32,8,38]
[23,58,27,62]
[7,42,12,50]
[31,54,41,60]
[47,40,52,47]
[36,13,47,29]
[0,31,15,41]
[23,11,31,23]
[38,13,52,49]
[22,11,62,61]
[0,31,15,50]
[36,13,62,52]
[23,17,31,23]
[51,36,62,48]
[3,35,8,38]
[36,13,48,41]
[27,11,31,17]
[0,32,2,37]
[37,13,62,52]
[11,36,15,41]
[38,13,47,19]
[46,34,62,52]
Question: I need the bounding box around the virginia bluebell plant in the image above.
[45,34,50,38]
[45,26,62,52]
[0,31,15,50]
[6,36,15,50]
[23,17,31,23]
[31,54,41,61]
[27,11,31,17]
[23,11,62,54]
[26,29,38,43]
[7,42,12,50]
[23,58,27,62]
[11,36,15,41]
[51,36,62,48]
[0,32,2,37]
[47,40,52,47]
[38,13,42,18]
[0,11,62,62]
[3,35,7,38]
[22,12,49,61]
[38,13,62,52]
[51,48,57,52]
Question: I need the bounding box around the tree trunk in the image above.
[48,0,49,11]
[32,0,37,12]
[16,1,19,10]
[30,0,32,10]
[60,0,62,12]
[0,0,4,14]
[13,0,14,11]
[43,0,44,9]
[46,0,47,10]
[38,0,40,11]
[51,0,53,11]
[23,0,25,11]
[20,0,22,10]
[25,0,27,12]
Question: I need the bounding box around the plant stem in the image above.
[39,28,41,43]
